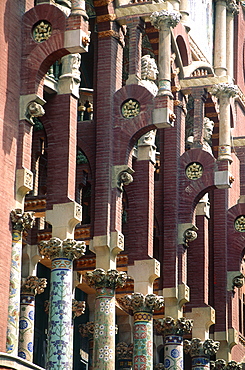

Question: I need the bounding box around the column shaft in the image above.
[226,12,234,78]
[214,0,227,76]
[164,335,183,370]
[18,294,35,361]
[46,257,73,369]
[133,312,153,370]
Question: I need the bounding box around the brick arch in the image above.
[21,4,89,96]
[178,148,216,223]
[227,203,245,271]
[113,84,155,165]
[176,35,189,67]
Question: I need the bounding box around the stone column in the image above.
[184,338,220,370]
[211,83,238,162]
[214,0,227,76]
[85,268,127,370]
[6,209,34,355]
[179,0,189,28]
[116,342,133,370]
[119,293,164,370]
[150,10,181,96]
[226,1,239,78]
[154,317,193,370]
[39,237,86,369]
[18,276,47,361]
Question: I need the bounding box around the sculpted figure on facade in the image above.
[140,55,159,97]
[203,117,214,154]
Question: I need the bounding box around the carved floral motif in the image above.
[226,0,239,14]
[39,237,86,260]
[184,338,220,357]
[10,209,34,232]
[21,276,47,295]
[211,83,238,99]
[154,317,193,336]
[79,322,95,337]
[85,268,127,289]
[119,292,164,313]
[150,10,181,30]
[210,360,242,370]
[116,342,133,360]
[33,21,52,43]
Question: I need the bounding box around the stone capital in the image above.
[72,299,86,318]
[154,316,193,336]
[226,0,239,14]
[79,322,94,338]
[10,209,34,232]
[150,10,181,30]
[39,237,86,260]
[119,293,164,314]
[85,268,127,290]
[210,83,238,99]
[21,276,47,295]
[116,342,133,360]
[211,360,242,370]
[184,338,220,357]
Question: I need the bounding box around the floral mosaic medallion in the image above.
[93,288,115,369]
[133,314,153,370]
[164,335,183,370]
[46,258,73,369]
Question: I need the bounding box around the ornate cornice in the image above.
[118,292,164,313]
[150,10,181,30]
[85,268,127,289]
[39,237,86,260]
[154,316,193,336]
[21,276,47,295]
[10,209,34,232]
[184,338,220,357]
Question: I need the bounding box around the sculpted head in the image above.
[141,55,158,81]
[203,117,214,143]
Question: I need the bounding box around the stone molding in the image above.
[119,292,164,313]
[21,276,47,295]
[10,209,34,232]
[85,268,127,289]
[154,316,193,336]
[184,338,220,357]
[39,237,86,260]
[150,10,181,29]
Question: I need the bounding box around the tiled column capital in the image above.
[39,237,86,261]
[150,10,181,29]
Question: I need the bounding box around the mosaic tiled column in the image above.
[150,10,181,96]
[39,237,86,370]
[18,276,47,361]
[116,342,133,370]
[211,83,238,162]
[6,209,34,355]
[154,317,193,370]
[184,338,220,370]
[119,293,164,370]
[85,268,127,370]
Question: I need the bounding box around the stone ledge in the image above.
[0,353,45,370]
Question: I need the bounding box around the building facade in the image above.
[0,0,245,369]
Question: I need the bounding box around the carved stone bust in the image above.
[203,117,214,154]
[139,55,159,97]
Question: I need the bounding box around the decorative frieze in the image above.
[39,237,86,260]
[150,10,181,29]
